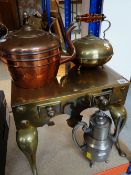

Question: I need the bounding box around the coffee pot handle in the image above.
[72,121,89,152]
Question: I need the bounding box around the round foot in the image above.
[90,162,94,168]
[119,151,126,157]
[105,160,109,164]
[47,121,55,126]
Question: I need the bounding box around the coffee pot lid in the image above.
[92,111,111,126]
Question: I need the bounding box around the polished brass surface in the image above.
[11,65,129,129]
[108,105,127,157]
[73,35,113,67]
[11,66,128,105]
[109,105,127,125]
[16,120,38,175]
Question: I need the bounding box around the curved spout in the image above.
[60,23,76,64]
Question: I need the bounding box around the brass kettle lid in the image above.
[1,24,60,55]
[74,34,113,59]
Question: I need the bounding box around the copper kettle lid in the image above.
[1,24,60,55]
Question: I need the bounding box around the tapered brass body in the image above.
[16,120,38,175]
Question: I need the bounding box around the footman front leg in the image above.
[16,120,38,175]
[109,105,127,157]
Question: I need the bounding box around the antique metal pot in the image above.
[72,110,122,167]
[73,35,113,67]
[0,15,76,89]
[73,15,113,68]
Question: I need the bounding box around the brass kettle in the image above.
[73,14,113,68]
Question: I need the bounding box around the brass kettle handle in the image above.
[75,13,111,39]
[102,20,111,39]
[75,13,106,23]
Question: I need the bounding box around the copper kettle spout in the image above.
[60,23,76,64]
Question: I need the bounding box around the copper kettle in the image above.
[0,13,76,89]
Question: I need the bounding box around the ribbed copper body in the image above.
[1,24,76,88]
[7,49,60,88]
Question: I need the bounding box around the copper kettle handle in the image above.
[0,23,8,64]
[0,55,7,64]
[0,47,7,64]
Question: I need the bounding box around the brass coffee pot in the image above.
[73,14,113,67]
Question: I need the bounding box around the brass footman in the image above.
[11,65,130,175]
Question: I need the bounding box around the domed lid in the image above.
[74,35,113,60]
[91,111,111,126]
[1,25,60,55]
